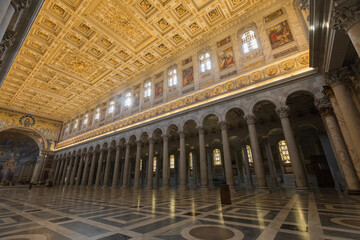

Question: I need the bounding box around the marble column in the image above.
[263,138,279,187]
[323,86,360,177]
[122,143,131,187]
[75,154,85,186]
[243,146,254,188]
[56,159,65,185]
[198,126,208,188]
[33,155,46,184]
[0,2,14,43]
[245,115,267,189]
[94,149,104,187]
[66,156,75,185]
[53,159,61,185]
[315,97,360,193]
[0,0,11,24]
[219,121,235,188]
[147,138,154,188]
[206,146,214,188]
[81,153,90,187]
[112,145,122,188]
[277,107,308,190]
[70,155,80,186]
[331,0,360,57]
[162,135,169,188]
[179,131,187,189]
[62,157,70,185]
[103,147,113,187]
[134,141,142,188]
[324,69,360,164]
[87,152,97,187]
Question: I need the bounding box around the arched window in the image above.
[189,152,193,170]
[170,154,175,169]
[200,52,212,73]
[94,107,100,120]
[279,140,291,163]
[213,148,222,165]
[83,114,88,125]
[246,145,254,164]
[153,156,157,172]
[108,100,115,114]
[168,68,177,87]
[140,158,143,171]
[144,81,151,98]
[74,119,78,129]
[124,92,132,107]
[241,30,258,54]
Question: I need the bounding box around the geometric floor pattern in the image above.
[0,187,360,239]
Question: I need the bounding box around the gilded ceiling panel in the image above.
[0,0,267,121]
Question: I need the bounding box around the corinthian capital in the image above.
[331,0,360,31]
[197,126,205,134]
[244,114,256,125]
[314,97,332,110]
[323,67,354,88]
[219,121,228,130]
[11,0,30,12]
[276,107,289,119]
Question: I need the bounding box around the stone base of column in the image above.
[295,187,309,192]
[347,190,360,195]
[200,186,209,191]
[161,185,169,190]
[178,186,188,191]
[256,187,270,193]
[102,185,108,188]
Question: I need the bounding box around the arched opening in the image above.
[0,129,41,185]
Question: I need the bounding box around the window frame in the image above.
[241,29,259,54]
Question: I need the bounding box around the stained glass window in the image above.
[153,156,157,172]
[246,145,254,164]
[108,100,115,114]
[200,52,212,73]
[144,81,151,98]
[189,152,193,170]
[94,108,100,120]
[241,30,258,54]
[124,92,132,107]
[279,140,291,163]
[168,68,177,87]
[170,154,175,169]
[213,148,222,165]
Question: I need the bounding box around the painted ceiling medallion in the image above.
[139,0,152,12]
[158,44,167,51]
[189,22,200,32]
[208,9,220,19]
[158,18,169,29]
[175,4,187,16]
[172,34,183,43]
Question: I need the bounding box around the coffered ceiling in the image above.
[0,0,267,121]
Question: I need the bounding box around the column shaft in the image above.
[112,145,121,188]
[147,138,154,188]
[198,127,208,188]
[95,150,104,187]
[134,141,142,188]
[87,152,97,186]
[220,121,235,188]
[245,115,267,188]
[70,156,80,186]
[81,154,90,186]
[179,132,187,188]
[53,160,61,184]
[162,135,169,188]
[103,148,112,187]
[75,154,85,186]
[122,144,131,187]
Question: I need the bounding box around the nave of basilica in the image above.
[0,0,360,239]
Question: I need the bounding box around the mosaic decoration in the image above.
[265,66,279,76]
[218,47,235,71]
[19,115,36,127]
[183,66,194,87]
[267,20,294,49]
[281,60,296,71]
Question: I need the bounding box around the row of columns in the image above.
[51,110,312,192]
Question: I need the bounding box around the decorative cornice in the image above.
[331,0,360,31]
[276,107,289,119]
[11,0,30,12]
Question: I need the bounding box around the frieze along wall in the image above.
[0,108,62,151]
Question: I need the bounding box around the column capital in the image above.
[148,137,154,144]
[136,140,142,147]
[322,86,335,98]
[244,114,256,124]
[162,134,169,141]
[331,0,360,32]
[126,143,131,149]
[179,131,185,138]
[219,121,227,130]
[115,144,121,150]
[324,67,354,88]
[276,107,289,119]
[197,126,205,134]
[314,97,334,116]
[11,0,30,12]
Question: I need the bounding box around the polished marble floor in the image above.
[0,186,360,239]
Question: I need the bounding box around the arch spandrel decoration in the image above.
[0,109,62,151]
